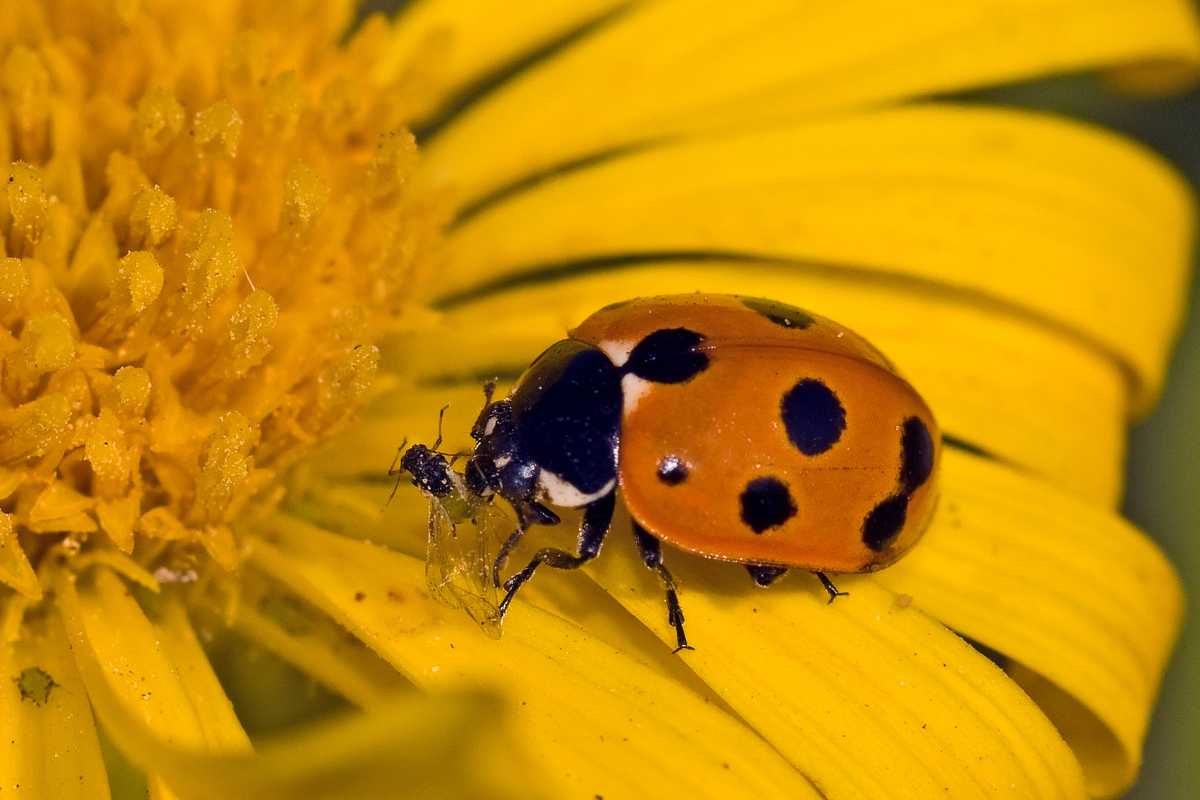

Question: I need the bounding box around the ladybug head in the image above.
[466,396,539,502]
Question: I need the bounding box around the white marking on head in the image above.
[493,454,511,469]
[598,338,636,367]
[483,416,497,436]
[621,373,652,414]
[537,470,615,508]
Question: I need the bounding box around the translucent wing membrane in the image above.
[423,476,510,638]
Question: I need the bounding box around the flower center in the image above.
[0,6,441,592]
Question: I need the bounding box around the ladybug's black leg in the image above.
[815,571,849,604]
[631,521,693,653]
[525,501,561,526]
[492,526,525,589]
[492,502,562,588]
[497,492,614,617]
[746,563,787,587]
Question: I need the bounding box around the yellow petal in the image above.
[96,494,140,553]
[0,468,25,500]
[60,612,529,800]
[0,512,40,598]
[27,480,97,533]
[277,480,1086,799]
[376,0,627,117]
[223,568,410,708]
[435,105,1192,413]
[588,519,1087,800]
[149,774,181,800]
[418,0,1200,205]
[247,513,819,800]
[54,566,250,754]
[0,614,110,798]
[154,599,252,752]
[875,449,1184,797]
[73,547,160,593]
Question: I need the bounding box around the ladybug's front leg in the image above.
[631,521,693,653]
[497,493,614,618]
[492,501,560,588]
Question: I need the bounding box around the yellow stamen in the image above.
[0,4,440,596]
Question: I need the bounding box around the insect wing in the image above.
[423,493,504,638]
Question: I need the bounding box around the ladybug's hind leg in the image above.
[497,493,614,618]
[815,571,849,604]
[631,521,693,653]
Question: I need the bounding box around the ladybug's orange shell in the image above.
[570,295,940,573]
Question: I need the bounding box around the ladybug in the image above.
[455,294,940,651]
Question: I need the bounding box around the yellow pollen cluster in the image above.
[0,2,440,596]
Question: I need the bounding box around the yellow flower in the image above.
[1,1,1197,798]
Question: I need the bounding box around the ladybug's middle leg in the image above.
[746,565,849,604]
[815,571,849,604]
[631,521,693,653]
[497,493,614,618]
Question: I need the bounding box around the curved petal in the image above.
[0,613,109,799]
[587,516,1087,800]
[246,513,821,800]
[57,564,527,799]
[416,0,1200,206]
[434,105,1193,413]
[374,0,628,116]
[875,449,1184,797]
[0,526,40,599]
[223,569,411,707]
[54,568,251,755]
[57,602,527,800]
[276,477,1087,799]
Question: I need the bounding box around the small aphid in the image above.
[390,404,510,638]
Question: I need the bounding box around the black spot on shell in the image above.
[781,379,846,456]
[623,327,709,383]
[740,477,797,533]
[863,494,908,551]
[739,296,815,329]
[656,455,689,485]
[900,417,935,493]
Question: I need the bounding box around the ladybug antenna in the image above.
[432,404,450,450]
[482,379,497,405]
